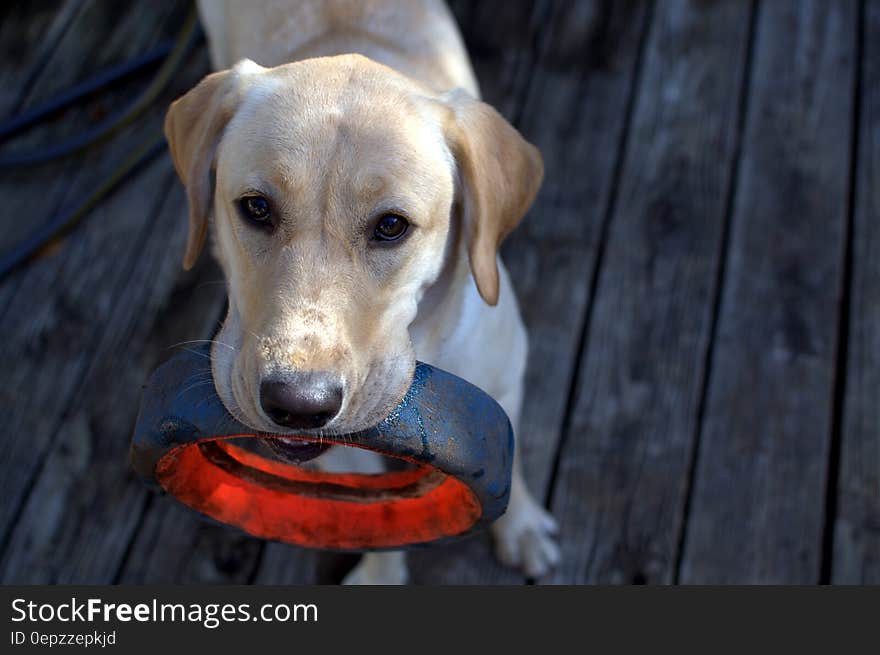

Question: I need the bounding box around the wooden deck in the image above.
[0,0,877,584]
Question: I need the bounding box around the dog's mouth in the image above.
[216,375,335,463]
[209,331,414,462]
[260,437,332,463]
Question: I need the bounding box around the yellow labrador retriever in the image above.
[166,0,559,583]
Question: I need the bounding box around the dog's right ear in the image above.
[165,59,263,269]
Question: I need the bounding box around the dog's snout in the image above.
[260,373,343,430]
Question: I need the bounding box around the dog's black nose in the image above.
[260,373,343,430]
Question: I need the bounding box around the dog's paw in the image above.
[341,553,409,585]
[491,493,560,578]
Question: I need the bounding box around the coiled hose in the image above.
[0,6,200,281]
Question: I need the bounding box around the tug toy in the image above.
[130,344,512,551]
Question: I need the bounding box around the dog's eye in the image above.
[239,195,272,225]
[373,214,409,242]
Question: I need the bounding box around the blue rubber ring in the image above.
[130,343,513,551]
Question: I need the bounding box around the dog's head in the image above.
[165,55,541,438]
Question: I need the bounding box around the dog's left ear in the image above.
[165,59,263,269]
[442,89,543,306]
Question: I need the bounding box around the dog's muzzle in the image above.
[129,344,513,551]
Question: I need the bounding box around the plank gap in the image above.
[543,0,657,514]
[819,0,866,585]
[110,493,154,584]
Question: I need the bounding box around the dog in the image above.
[165,0,559,583]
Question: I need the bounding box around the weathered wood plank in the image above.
[0,0,185,352]
[406,0,651,584]
[120,498,264,584]
[0,0,78,117]
[832,0,880,584]
[0,0,185,262]
[0,0,187,534]
[545,0,753,584]
[679,0,857,584]
[506,0,652,516]
[454,0,543,119]
[250,544,324,585]
[0,154,170,582]
[0,1,207,580]
[0,150,229,583]
[0,10,216,580]
[0,0,76,276]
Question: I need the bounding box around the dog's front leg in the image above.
[315,446,410,585]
